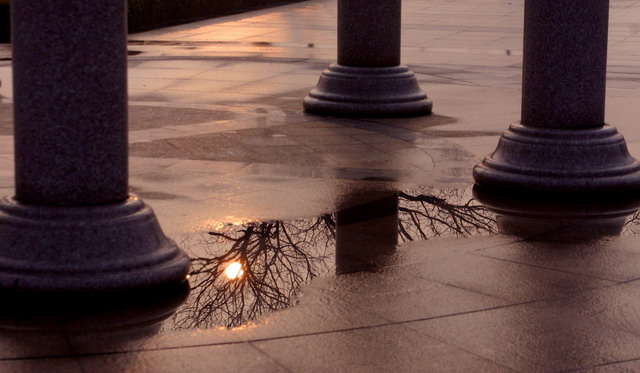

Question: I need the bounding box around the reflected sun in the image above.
[224,261,245,280]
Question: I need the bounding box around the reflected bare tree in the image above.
[168,187,496,330]
[171,216,335,329]
[623,210,640,235]
[398,187,496,241]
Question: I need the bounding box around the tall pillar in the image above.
[0,0,190,292]
[304,0,432,117]
[473,0,640,193]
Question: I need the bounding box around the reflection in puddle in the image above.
[336,190,398,274]
[172,215,335,329]
[224,261,245,280]
[474,186,640,241]
[168,187,495,330]
[398,187,496,240]
[624,211,640,235]
[0,283,189,337]
[164,186,640,331]
[0,284,188,371]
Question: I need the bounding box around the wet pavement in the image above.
[2,0,640,371]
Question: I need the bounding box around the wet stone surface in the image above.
[0,103,238,135]
[0,103,11,135]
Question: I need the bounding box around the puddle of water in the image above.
[162,186,496,331]
[1,184,640,340]
[159,185,640,331]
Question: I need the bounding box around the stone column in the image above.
[473,0,640,193]
[335,191,398,273]
[304,0,432,116]
[0,0,190,292]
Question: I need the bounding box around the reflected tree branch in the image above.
[623,210,640,235]
[398,188,496,241]
[172,217,335,329]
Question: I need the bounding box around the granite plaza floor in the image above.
[2,0,640,371]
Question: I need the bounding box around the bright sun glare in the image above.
[224,261,244,280]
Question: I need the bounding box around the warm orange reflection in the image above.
[202,218,255,232]
[224,261,244,280]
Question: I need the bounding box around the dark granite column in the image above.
[13,1,128,206]
[304,0,432,116]
[474,0,640,194]
[0,0,190,292]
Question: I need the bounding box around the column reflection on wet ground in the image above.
[474,185,640,241]
[336,190,398,274]
[169,186,496,330]
[0,283,189,365]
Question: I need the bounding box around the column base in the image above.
[303,64,432,117]
[0,195,190,292]
[473,123,640,194]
